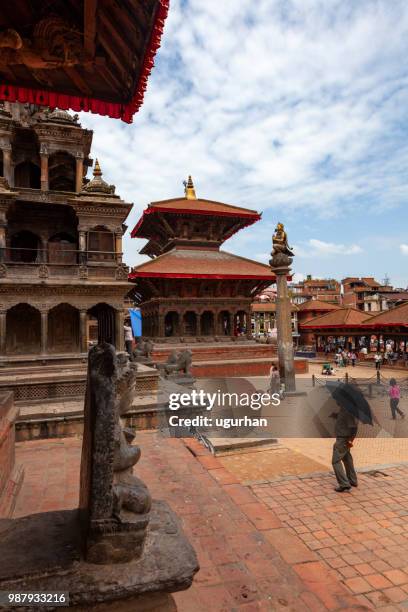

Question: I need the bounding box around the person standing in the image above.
[269,364,280,395]
[330,405,358,492]
[350,351,357,367]
[389,378,405,420]
[124,320,134,356]
[374,351,382,371]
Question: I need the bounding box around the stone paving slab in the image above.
[9,434,367,611]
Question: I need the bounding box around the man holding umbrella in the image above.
[330,383,373,492]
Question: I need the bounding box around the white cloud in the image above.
[400,244,408,255]
[294,239,363,258]
[76,0,408,267]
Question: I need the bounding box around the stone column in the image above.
[41,237,48,263]
[157,313,165,338]
[0,222,5,263]
[270,224,296,392]
[75,153,84,193]
[2,146,12,185]
[79,229,87,265]
[115,232,123,264]
[180,311,186,336]
[245,311,252,339]
[40,145,49,191]
[115,309,125,351]
[40,310,48,355]
[80,309,88,353]
[0,310,6,355]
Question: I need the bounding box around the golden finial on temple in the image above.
[183,175,197,200]
[93,158,102,176]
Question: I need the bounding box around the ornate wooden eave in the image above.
[0,0,170,123]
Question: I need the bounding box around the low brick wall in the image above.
[192,357,308,378]
[0,391,24,517]
[152,342,277,363]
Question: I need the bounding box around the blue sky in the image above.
[79,0,408,288]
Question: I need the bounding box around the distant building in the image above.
[251,302,299,342]
[342,277,408,312]
[290,275,340,305]
[297,299,341,346]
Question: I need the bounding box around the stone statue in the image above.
[132,337,153,364]
[79,343,151,563]
[157,349,193,378]
[0,341,199,605]
[270,222,294,269]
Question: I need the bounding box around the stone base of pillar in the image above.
[0,502,198,609]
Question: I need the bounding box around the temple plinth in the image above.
[270,223,296,392]
[129,177,275,341]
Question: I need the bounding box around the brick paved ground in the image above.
[11,434,368,611]
[249,467,408,610]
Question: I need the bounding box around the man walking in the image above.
[331,404,358,492]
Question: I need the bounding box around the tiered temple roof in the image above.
[130,177,273,282]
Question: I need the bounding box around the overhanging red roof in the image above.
[131,198,261,238]
[0,0,169,123]
[129,248,276,280]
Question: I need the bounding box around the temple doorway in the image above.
[164,311,179,337]
[218,310,231,335]
[6,304,41,354]
[87,303,116,345]
[48,304,80,353]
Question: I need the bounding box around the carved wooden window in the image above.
[87,228,115,261]
[14,161,41,188]
[48,233,77,264]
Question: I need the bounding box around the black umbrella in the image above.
[329,382,373,425]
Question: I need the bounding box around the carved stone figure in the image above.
[157,349,193,378]
[132,337,153,364]
[79,343,151,563]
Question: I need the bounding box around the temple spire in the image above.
[93,158,102,176]
[184,175,197,200]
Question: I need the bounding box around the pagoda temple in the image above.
[129,177,275,340]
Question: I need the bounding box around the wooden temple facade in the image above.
[129,178,275,341]
[0,0,169,123]
[0,103,132,365]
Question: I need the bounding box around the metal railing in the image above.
[0,246,120,264]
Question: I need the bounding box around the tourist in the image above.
[374,351,382,371]
[329,384,373,492]
[269,365,280,394]
[330,405,358,492]
[124,320,134,356]
[350,351,357,367]
[389,378,405,420]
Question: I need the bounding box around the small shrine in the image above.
[129,177,275,340]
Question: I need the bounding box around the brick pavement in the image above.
[249,468,408,610]
[10,434,368,611]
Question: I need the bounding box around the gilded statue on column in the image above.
[270,222,294,269]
